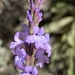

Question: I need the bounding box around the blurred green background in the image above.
[0,0,75,75]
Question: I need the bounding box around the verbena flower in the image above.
[10,0,52,75]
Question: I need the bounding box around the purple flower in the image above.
[10,32,23,49]
[10,24,29,50]
[35,49,49,68]
[25,26,52,68]
[44,43,52,57]
[26,26,52,57]
[10,0,52,75]
[10,25,52,74]
[14,56,25,70]
[13,47,27,57]
[18,66,38,75]
[26,26,45,45]
[14,48,27,70]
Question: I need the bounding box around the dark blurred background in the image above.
[0,0,75,75]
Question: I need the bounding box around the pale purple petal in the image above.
[12,47,20,55]
[35,49,49,67]
[24,66,38,75]
[35,8,40,13]
[32,66,38,75]
[36,53,49,64]
[45,33,50,42]
[25,66,32,73]
[14,32,23,43]
[20,32,29,41]
[38,17,42,22]
[38,12,42,17]
[38,27,44,35]
[35,42,44,49]
[26,35,37,43]
[35,36,45,49]
[36,62,43,68]
[13,47,27,58]
[40,36,48,44]
[33,26,39,34]
[35,48,45,55]
[38,12,42,22]
[18,73,31,75]
[10,32,24,49]
[10,42,23,49]
[14,56,24,70]
[31,3,35,10]
[10,42,16,49]
[45,44,52,57]
[19,48,27,57]
[22,24,29,32]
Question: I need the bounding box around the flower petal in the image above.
[25,66,32,73]
[10,42,22,49]
[18,73,31,75]
[45,44,52,57]
[14,32,23,43]
[14,56,24,70]
[26,35,36,43]
[45,33,50,42]
[33,26,39,34]
[38,27,44,35]
[32,66,38,75]
[22,24,29,32]
[36,62,43,68]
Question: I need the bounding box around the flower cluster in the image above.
[10,0,52,75]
